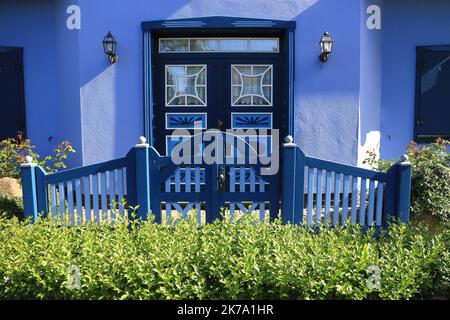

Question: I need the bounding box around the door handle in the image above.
[218,168,225,192]
[217,119,224,131]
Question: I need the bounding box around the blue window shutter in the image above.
[415,46,450,142]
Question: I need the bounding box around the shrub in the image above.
[364,138,450,222]
[0,215,447,300]
[0,132,76,180]
[0,195,23,219]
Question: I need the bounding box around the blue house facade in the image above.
[1,0,449,169]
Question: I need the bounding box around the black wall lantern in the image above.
[102,31,118,63]
[319,31,333,62]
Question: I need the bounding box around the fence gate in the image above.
[148,132,280,224]
[21,135,411,227]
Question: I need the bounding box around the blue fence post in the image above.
[134,136,151,221]
[294,145,306,224]
[281,136,305,224]
[21,156,38,222]
[35,166,49,216]
[384,154,412,225]
[148,147,162,224]
[384,163,397,224]
[206,163,220,223]
[396,154,412,223]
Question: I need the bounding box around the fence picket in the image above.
[165,175,171,193]
[175,168,181,193]
[50,184,57,218]
[196,202,201,224]
[239,167,245,192]
[67,181,74,225]
[316,169,323,226]
[116,170,124,216]
[259,176,265,192]
[166,202,172,224]
[93,174,99,223]
[230,202,235,221]
[359,178,367,226]
[109,170,116,222]
[351,177,358,224]
[375,183,384,226]
[84,176,91,222]
[333,172,340,226]
[58,182,65,220]
[75,179,82,224]
[101,172,107,221]
[195,168,200,193]
[250,168,256,192]
[367,180,376,226]
[185,168,191,193]
[259,202,265,222]
[342,175,349,224]
[230,167,235,193]
[324,171,332,226]
[307,167,314,226]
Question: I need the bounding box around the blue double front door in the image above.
[152,37,284,157]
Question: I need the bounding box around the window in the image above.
[231,65,273,106]
[159,38,279,53]
[165,65,206,106]
[415,46,450,142]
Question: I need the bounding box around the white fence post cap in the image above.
[399,154,411,166]
[283,135,296,148]
[135,136,149,148]
[21,155,36,167]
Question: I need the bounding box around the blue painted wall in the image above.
[0,0,83,167]
[77,0,362,165]
[294,0,361,165]
[358,0,383,166]
[2,0,448,168]
[54,0,82,167]
[0,0,58,160]
[380,0,450,160]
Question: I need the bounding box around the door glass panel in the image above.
[166,65,207,106]
[253,96,268,105]
[160,39,189,52]
[231,65,273,106]
[242,76,260,95]
[249,39,279,52]
[190,39,219,52]
[219,39,248,51]
[159,38,279,53]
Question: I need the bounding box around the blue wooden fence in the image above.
[21,136,412,226]
[281,137,412,226]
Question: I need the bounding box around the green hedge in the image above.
[0,195,23,219]
[0,215,448,300]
